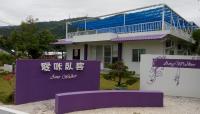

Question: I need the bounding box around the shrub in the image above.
[0,73,15,104]
[103,61,138,88]
[0,52,15,66]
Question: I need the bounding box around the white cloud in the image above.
[0,0,199,26]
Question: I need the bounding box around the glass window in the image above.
[132,49,139,62]
[96,46,103,61]
[112,45,118,57]
[132,49,146,62]
[166,40,171,47]
[104,45,112,65]
[169,50,174,55]
[165,49,175,55]
[166,40,174,48]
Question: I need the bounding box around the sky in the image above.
[0,0,200,26]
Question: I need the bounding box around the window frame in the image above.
[132,49,146,62]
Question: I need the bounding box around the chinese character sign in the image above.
[16,60,100,104]
[41,62,85,72]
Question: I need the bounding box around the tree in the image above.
[11,16,55,59]
[192,29,200,55]
[0,36,13,53]
[103,61,138,88]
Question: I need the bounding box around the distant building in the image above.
[53,4,199,74]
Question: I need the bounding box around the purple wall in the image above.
[15,60,100,104]
[55,90,163,114]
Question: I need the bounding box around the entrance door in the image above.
[73,49,80,60]
[96,46,104,69]
[104,45,112,67]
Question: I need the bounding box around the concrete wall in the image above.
[140,54,200,98]
[73,33,117,42]
[65,40,164,74]
[122,40,164,74]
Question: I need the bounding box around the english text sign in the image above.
[153,59,200,69]
[140,55,200,98]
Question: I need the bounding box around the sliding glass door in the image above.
[104,45,112,67]
[89,44,118,68]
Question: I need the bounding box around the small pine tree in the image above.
[103,61,138,88]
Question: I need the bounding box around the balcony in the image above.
[68,21,193,41]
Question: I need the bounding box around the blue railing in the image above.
[68,21,163,38]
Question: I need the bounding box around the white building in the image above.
[53,4,199,74]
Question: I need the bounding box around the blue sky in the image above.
[0,0,200,26]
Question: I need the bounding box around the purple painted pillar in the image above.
[118,43,122,61]
[84,44,88,60]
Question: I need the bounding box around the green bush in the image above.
[0,52,15,66]
[0,92,14,104]
[103,61,138,88]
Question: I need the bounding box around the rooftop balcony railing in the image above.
[68,21,192,39]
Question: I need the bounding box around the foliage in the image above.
[0,36,14,53]
[0,52,15,66]
[0,72,15,104]
[10,16,55,59]
[103,61,138,88]
[192,29,200,55]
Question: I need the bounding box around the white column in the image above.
[66,22,68,39]
[162,7,165,30]
[124,13,126,26]
[85,19,87,31]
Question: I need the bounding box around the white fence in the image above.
[140,54,200,98]
[3,64,13,72]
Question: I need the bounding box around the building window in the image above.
[73,49,80,60]
[132,49,146,62]
[165,40,174,48]
[112,45,118,63]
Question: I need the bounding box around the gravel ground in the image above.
[1,96,200,114]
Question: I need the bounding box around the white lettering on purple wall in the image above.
[41,61,85,80]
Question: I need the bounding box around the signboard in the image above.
[153,59,200,69]
[15,60,100,104]
[140,54,200,98]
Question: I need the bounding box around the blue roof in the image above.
[70,4,198,32]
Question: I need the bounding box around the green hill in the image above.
[0,17,87,39]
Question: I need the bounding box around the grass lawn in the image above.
[100,75,140,90]
[0,73,15,104]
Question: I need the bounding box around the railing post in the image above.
[85,19,87,31]
[66,22,68,39]
[162,6,165,31]
[124,13,126,26]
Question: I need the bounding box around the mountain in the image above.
[0,17,87,39]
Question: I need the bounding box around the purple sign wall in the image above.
[15,60,100,104]
[153,59,200,69]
